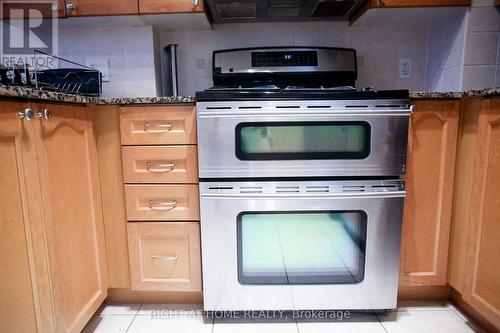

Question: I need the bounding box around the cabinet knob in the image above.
[18,108,35,121]
[51,4,59,12]
[66,3,76,11]
[37,109,52,120]
[192,0,199,7]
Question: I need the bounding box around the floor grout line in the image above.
[124,304,142,333]
[376,313,390,333]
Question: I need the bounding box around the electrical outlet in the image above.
[86,58,109,82]
[399,59,411,79]
[196,59,206,70]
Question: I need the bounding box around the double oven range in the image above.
[196,47,411,312]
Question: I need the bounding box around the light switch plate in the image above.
[86,58,109,82]
[399,59,411,79]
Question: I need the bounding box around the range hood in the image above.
[205,0,364,23]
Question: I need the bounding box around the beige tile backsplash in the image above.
[50,3,498,97]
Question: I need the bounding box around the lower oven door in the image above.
[200,180,405,311]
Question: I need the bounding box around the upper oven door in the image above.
[197,100,411,178]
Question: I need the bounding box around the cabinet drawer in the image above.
[122,146,198,183]
[119,106,196,145]
[127,222,202,291]
[124,185,199,221]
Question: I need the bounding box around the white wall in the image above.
[160,22,430,96]
[425,10,466,91]
[462,1,500,90]
[424,1,500,91]
[57,25,157,97]
[4,7,496,97]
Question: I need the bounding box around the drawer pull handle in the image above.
[151,255,178,261]
[144,122,173,133]
[148,200,177,210]
[146,162,175,173]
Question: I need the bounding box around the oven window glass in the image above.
[237,211,367,284]
[236,122,370,160]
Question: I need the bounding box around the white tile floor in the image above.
[82,301,487,333]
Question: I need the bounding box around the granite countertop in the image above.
[0,85,196,105]
[409,87,500,99]
[0,84,498,105]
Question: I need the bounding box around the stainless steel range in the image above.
[196,47,411,312]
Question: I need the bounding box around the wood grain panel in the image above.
[139,0,204,14]
[463,98,500,330]
[127,222,202,292]
[371,0,470,7]
[125,184,199,221]
[64,0,138,16]
[448,98,481,292]
[400,100,459,286]
[0,103,38,333]
[33,103,108,333]
[93,106,131,289]
[122,145,198,184]
[119,106,196,145]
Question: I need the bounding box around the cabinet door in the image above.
[64,0,138,16]
[399,100,459,286]
[463,98,500,329]
[32,103,108,333]
[139,0,204,14]
[127,222,202,291]
[0,103,39,333]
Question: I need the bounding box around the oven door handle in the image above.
[201,191,406,199]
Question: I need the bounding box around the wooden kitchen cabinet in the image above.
[0,101,108,333]
[0,102,41,332]
[64,0,138,16]
[462,97,500,329]
[449,97,500,331]
[365,0,469,7]
[350,0,470,24]
[31,103,109,332]
[399,100,460,287]
[139,0,205,14]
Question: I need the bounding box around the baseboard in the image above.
[397,285,451,301]
[450,288,499,333]
[106,288,203,304]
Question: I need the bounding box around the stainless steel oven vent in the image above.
[215,1,257,20]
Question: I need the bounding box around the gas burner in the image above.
[283,85,356,91]
[208,85,281,91]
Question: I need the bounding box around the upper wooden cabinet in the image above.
[64,0,138,16]
[350,0,471,24]
[399,100,459,287]
[139,0,205,14]
[367,0,469,7]
[0,101,108,333]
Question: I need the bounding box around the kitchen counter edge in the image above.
[0,85,498,106]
